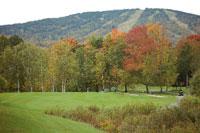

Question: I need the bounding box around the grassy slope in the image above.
[0,92,176,133]
[0,105,101,133]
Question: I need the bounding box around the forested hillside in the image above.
[0,8,200,46]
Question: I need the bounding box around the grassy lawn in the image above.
[0,92,176,133]
[119,84,189,95]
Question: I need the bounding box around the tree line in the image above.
[0,24,200,93]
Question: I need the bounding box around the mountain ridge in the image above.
[0,8,200,46]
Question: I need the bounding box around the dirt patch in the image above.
[147,95,165,98]
[128,94,139,96]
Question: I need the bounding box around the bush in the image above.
[87,105,100,113]
[44,106,65,117]
[67,106,98,125]
[171,122,199,133]
[111,87,117,92]
[190,70,200,96]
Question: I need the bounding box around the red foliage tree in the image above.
[124,25,157,72]
[187,34,200,41]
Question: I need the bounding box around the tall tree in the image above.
[146,24,177,92]
[177,35,200,86]
[49,39,79,92]
[103,29,126,91]
[1,46,21,92]
[124,25,156,93]
[37,48,48,92]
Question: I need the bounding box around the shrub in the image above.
[44,106,65,117]
[179,96,200,123]
[119,115,149,133]
[171,122,199,133]
[87,105,100,113]
[190,70,200,96]
[67,105,101,127]
[111,87,117,92]
[99,119,116,133]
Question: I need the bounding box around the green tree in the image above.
[103,32,125,91]
[95,51,107,90]
[89,36,103,49]
[142,53,157,93]
[142,46,177,94]
[75,46,96,91]
[37,48,48,92]
[1,43,51,92]
[0,35,9,52]
[0,35,23,53]
[177,44,192,86]
[9,35,23,46]
[0,46,24,92]
[117,69,132,93]
[14,43,43,92]
[177,35,200,87]
[49,40,79,92]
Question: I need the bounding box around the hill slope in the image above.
[0,8,200,46]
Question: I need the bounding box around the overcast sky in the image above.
[0,0,199,25]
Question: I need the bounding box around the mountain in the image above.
[0,8,200,46]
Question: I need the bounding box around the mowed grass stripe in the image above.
[0,92,176,133]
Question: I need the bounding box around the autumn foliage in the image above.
[0,24,200,92]
[110,29,125,43]
[124,25,157,72]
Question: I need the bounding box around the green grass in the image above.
[0,105,101,133]
[0,92,176,133]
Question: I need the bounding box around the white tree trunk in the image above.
[102,74,105,90]
[64,79,66,93]
[52,83,55,92]
[61,80,64,93]
[52,79,55,92]
[186,74,189,87]
[41,84,44,92]
[17,79,20,93]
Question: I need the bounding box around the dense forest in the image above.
[0,8,200,46]
[0,23,200,95]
